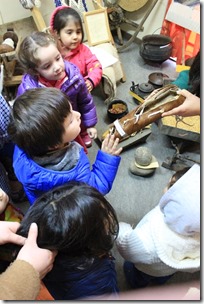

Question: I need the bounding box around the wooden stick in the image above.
[30,6,47,31]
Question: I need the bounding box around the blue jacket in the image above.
[13,145,121,205]
[43,254,119,300]
[17,61,97,128]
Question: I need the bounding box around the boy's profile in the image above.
[8,87,122,204]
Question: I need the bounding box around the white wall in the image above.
[0,0,31,24]
[0,0,168,39]
[0,0,55,26]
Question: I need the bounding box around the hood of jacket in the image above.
[159,164,200,236]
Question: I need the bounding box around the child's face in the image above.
[59,20,82,51]
[61,104,81,145]
[35,44,66,81]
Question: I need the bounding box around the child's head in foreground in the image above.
[17,181,119,257]
[8,87,81,157]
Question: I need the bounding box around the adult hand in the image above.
[0,221,26,245]
[101,134,122,156]
[162,89,200,117]
[17,223,57,279]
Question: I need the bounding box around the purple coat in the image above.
[17,61,97,128]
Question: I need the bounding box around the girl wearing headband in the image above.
[50,6,103,147]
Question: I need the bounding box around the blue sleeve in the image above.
[88,150,121,195]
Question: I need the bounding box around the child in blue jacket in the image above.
[8,87,122,205]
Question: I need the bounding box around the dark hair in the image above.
[189,50,200,97]
[17,31,57,74]
[17,182,119,258]
[167,167,191,189]
[52,7,84,42]
[8,87,71,157]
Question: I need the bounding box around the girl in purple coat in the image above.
[17,31,97,149]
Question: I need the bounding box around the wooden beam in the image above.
[4,75,22,86]
[31,6,46,31]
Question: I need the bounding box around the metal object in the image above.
[162,140,200,170]
[105,4,144,45]
[148,72,169,86]
[140,35,172,63]
[103,0,158,51]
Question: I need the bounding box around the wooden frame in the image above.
[83,8,112,46]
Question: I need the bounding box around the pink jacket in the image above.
[63,44,102,88]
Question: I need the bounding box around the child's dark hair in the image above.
[52,7,84,42]
[167,167,191,189]
[8,87,71,157]
[17,181,119,258]
[17,31,56,74]
[189,50,200,97]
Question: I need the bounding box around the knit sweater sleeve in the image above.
[0,260,40,300]
[116,215,159,265]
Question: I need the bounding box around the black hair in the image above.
[17,182,118,259]
[53,7,84,42]
[189,50,200,97]
[167,166,191,189]
[8,87,71,157]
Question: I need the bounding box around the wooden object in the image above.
[83,8,114,46]
[1,36,22,87]
[2,7,47,88]
[83,7,126,82]
[97,126,152,150]
[30,6,47,31]
[102,85,186,142]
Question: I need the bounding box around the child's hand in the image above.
[101,134,122,156]
[85,79,93,92]
[87,127,97,139]
[0,188,9,214]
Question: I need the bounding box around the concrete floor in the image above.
[89,39,200,292]
[7,21,200,294]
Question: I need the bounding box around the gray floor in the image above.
[88,39,200,291]
[15,35,200,293]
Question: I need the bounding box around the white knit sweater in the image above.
[116,165,200,277]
